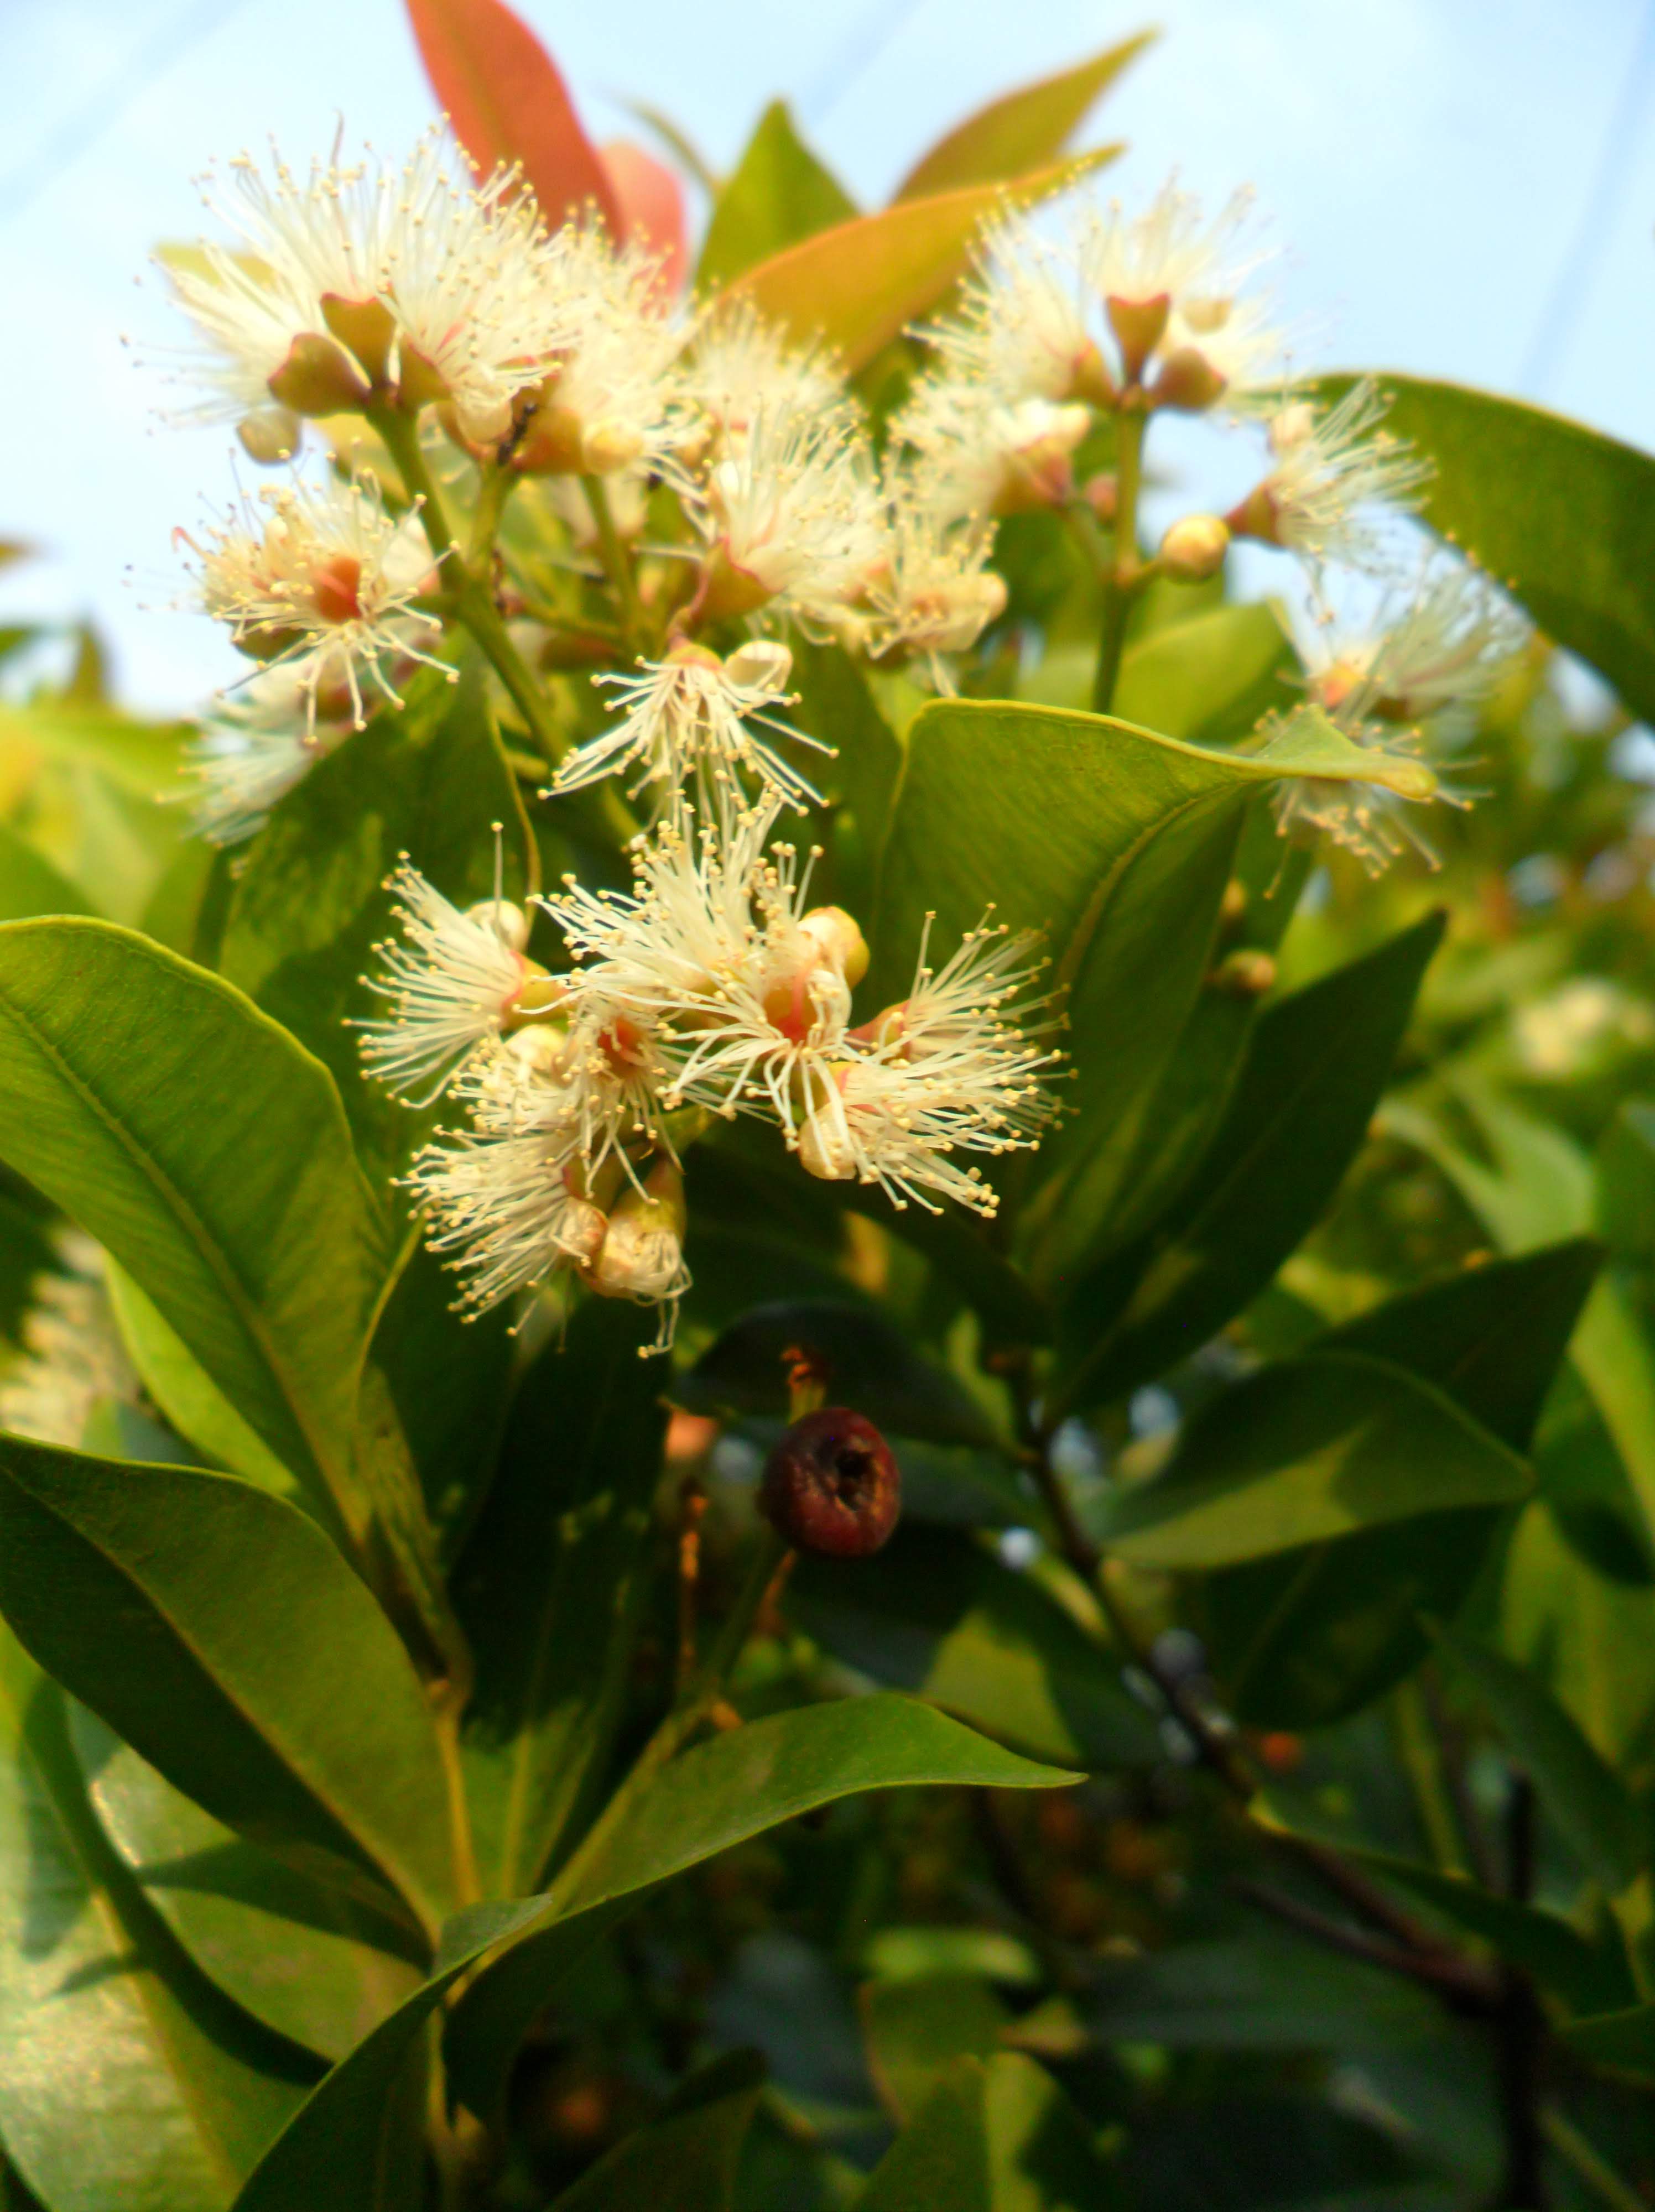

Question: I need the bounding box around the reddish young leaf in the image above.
[405,0,620,232]
[600,138,689,293]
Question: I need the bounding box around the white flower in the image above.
[683,301,853,451]
[677,399,886,633]
[184,663,344,843]
[511,227,691,476]
[919,206,1110,406]
[798,916,1059,1213]
[0,1235,136,1448]
[892,372,1090,525]
[1232,381,1432,570]
[1265,703,1449,875]
[188,473,447,728]
[555,639,824,809]
[405,1125,608,1314]
[358,860,555,1103]
[1359,563,1527,728]
[164,134,570,445]
[1083,179,1281,398]
[861,494,1007,688]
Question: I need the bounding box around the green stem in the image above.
[1092,408,1147,715]
[537,1528,788,1918]
[1540,2110,1648,2212]
[466,461,512,570]
[582,473,646,652]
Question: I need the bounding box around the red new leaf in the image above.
[406,0,621,232]
[600,139,689,293]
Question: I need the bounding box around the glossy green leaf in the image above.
[1111,599,1294,747]
[865,697,1433,1283]
[0,820,96,924]
[1432,1625,1643,1891]
[1565,2002,1655,2081]
[104,1259,297,1497]
[696,101,856,287]
[857,2052,1119,2212]
[1202,1241,1601,1727]
[728,155,1112,372]
[0,1433,457,1935]
[862,1973,1012,2124]
[235,1696,1074,2205]
[368,1238,513,1557]
[71,1706,424,2064]
[1324,373,1655,724]
[0,919,385,1519]
[549,2050,764,2210]
[795,634,904,921]
[1093,1351,1530,1568]
[445,1698,1075,2118]
[1054,914,1444,1416]
[456,1299,668,1897]
[0,1632,315,2212]
[1595,1099,1655,1259]
[1087,1932,1439,2050]
[218,666,529,1183]
[895,34,1150,198]
[679,1298,1002,1448]
[790,1526,1160,1767]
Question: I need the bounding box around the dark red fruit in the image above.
[760,1407,901,1558]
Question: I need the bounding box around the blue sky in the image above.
[2,0,1652,712]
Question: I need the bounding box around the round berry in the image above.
[759,1407,901,1558]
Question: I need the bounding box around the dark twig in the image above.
[1232,1879,1500,2013]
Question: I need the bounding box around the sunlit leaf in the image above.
[894,33,1151,199]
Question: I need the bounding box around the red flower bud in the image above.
[759,1407,901,1559]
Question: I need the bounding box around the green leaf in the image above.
[856,2052,1119,2212]
[367,1237,513,1557]
[679,1298,1002,1448]
[218,665,529,1183]
[71,1705,424,2064]
[0,919,385,1523]
[455,1300,668,1897]
[865,698,1430,1281]
[444,1699,1074,2119]
[0,1433,457,1936]
[105,1258,298,1496]
[862,1973,1012,2124]
[728,156,1113,372]
[1053,914,1444,1416]
[0,820,97,924]
[1323,373,1655,724]
[1201,1242,1601,1727]
[1093,1351,1531,1569]
[234,1697,1074,2206]
[790,1526,1160,1767]
[1565,2002,1655,2081]
[1111,599,1294,747]
[794,634,904,922]
[0,1632,315,2212]
[894,34,1151,199]
[1432,1625,1643,1891]
[1086,1932,1439,2050]
[549,2050,764,2211]
[1595,1099,1655,1259]
[695,100,856,288]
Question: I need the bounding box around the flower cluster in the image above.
[153,134,1529,1336]
[358,792,1058,1345]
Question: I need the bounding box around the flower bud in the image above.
[797,1086,856,1181]
[237,405,300,466]
[1208,947,1277,998]
[1148,346,1227,414]
[580,417,646,474]
[1158,514,1231,583]
[462,898,531,954]
[759,1406,901,1557]
[560,1190,610,1272]
[1106,291,1170,383]
[799,906,869,988]
[588,1160,686,1303]
[724,639,793,693]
